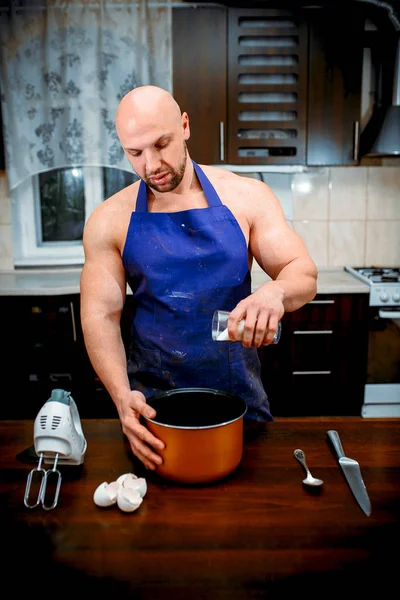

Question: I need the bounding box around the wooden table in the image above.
[1,417,399,599]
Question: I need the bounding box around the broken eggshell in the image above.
[117,487,143,513]
[93,481,120,507]
[117,473,147,498]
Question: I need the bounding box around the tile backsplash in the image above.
[0,166,399,271]
[255,166,400,269]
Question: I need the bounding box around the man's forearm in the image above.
[266,259,318,313]
[82,316,131,403]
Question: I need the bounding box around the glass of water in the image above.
[212,310,282,344]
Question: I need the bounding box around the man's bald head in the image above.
[115,85,190,193]
[116,85,182,141]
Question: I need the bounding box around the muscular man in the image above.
[80,85,317,470]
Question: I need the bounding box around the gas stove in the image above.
[345,266,400,307]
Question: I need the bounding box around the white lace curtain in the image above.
[0,0,173,190]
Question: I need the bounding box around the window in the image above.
[11,167,138,266]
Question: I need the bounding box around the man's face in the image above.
[120,113,190,193]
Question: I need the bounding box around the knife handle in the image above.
[327,430,345,459]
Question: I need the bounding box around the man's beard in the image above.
[145,143,187,193]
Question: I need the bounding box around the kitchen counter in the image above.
[2,417,399,598]
[0,266,369,296]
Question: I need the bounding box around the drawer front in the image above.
[290,294,368,326]
[291,328,335,371]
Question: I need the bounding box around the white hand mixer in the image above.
[24,388,87,510]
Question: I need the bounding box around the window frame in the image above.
[11,167,104,267]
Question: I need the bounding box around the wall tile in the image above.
[367,167,400,220]
[292,220,328,266]
[329,167,367,220]
[0,224,14,270]
[365,221,400,266]
[328,221,366,266]
[261,172,293,220]
[292,168,329,220]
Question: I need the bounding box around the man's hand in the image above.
[117,390,165,470]
[228,283,285,348]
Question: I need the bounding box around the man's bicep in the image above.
[250,207,314,280]
[80,245,127,322]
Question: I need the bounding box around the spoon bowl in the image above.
[294,448,324,487]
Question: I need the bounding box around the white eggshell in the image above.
[116,472,137,485]
[117,488,143,513]
[123,475,147,498]
[93,481,120,507]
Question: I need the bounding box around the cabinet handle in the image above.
[293,330,333,335]
[309,300,335,305]
[353,120,360,162]
[292,371,332,375]
[219,121,225,162]
[70,301,77,343]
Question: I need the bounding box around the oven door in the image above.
[363,307,400,417]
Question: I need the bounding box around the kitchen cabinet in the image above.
[172,5,227,165]
[306,6,365,166]
[259,293,369,417]
[2,295,81,419]
[1,291,369,420]
[226,7,308,165]
[173,7,307,165]
[173,5,366,167]
[0,295,119,419]
[173,6,308,166]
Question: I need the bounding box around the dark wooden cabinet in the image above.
[2,292,369,420]
[172,6,227,165]
[1,295,119,419]
[226,8,308,165]
[259,293,369,417]
[173,5,308,166]
[306,6,365,166]
[2,295,80,418]
[173,5,367,167]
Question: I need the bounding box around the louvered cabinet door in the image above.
[227,8,308,165]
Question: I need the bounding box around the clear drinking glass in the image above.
[212,310,282,344]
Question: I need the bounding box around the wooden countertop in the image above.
[2,417,399,599]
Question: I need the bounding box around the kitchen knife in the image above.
[327,430,371,516]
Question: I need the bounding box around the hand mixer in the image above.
[24,388,87,510]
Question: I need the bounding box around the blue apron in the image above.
[122,161,273,421]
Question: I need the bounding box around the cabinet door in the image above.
[259,294,369,417]
[1,295,80,418]
[172,6,227,165]
[306,7,364,165]
[227,8,308,165]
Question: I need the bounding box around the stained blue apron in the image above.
[122,161,273,421]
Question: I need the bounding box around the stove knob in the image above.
[393,293,400,303]
[380,292,389,302]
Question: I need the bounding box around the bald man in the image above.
[80,85,317,470]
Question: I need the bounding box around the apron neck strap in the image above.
[192,161,222,207]
[135,160,223,212]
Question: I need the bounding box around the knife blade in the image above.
[327,429,371,516]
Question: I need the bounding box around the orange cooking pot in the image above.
[144,388,247,484]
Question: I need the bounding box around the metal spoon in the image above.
[294,449,323,487]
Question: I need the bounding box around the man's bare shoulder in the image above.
[83,180,140,251]
[199,164,256,185]
[88,180,140,223]
[199,164,275,204]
